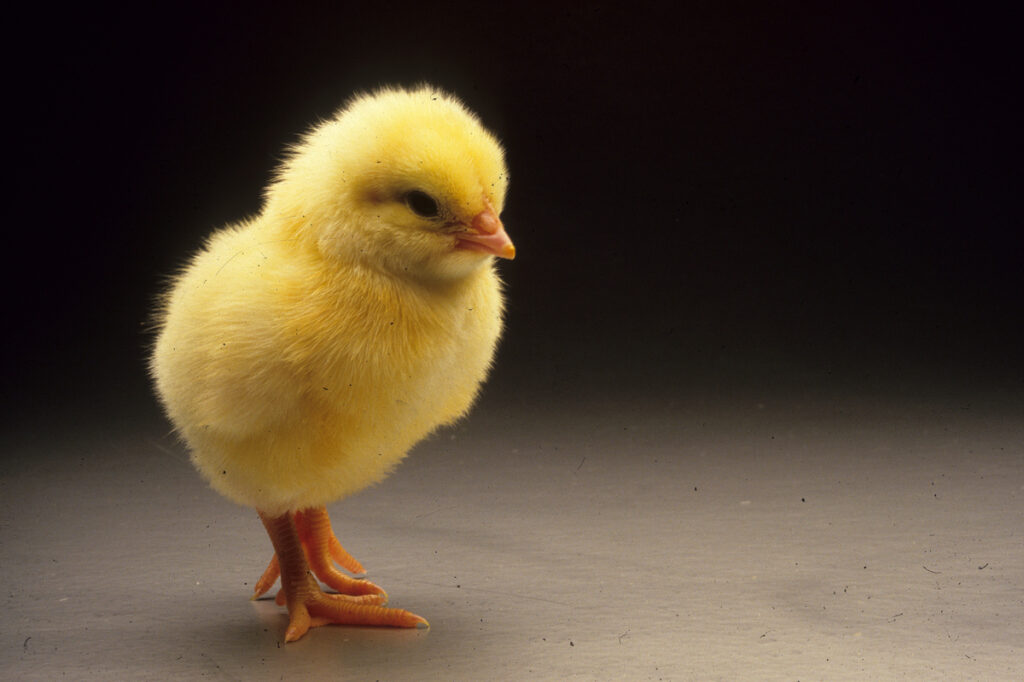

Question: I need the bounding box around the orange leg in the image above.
[257,510,428,642]
[253,507,383,601]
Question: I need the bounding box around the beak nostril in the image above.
[470,210,501,236]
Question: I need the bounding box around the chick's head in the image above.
[266,86,513,280]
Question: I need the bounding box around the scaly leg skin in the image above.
[253,506,385,603]
[258,511,428,642]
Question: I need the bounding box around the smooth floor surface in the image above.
[2,388,1022,680]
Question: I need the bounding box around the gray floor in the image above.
[2,387,1022,680]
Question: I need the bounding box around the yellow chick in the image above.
[150,86,514,642]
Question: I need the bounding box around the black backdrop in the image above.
[5,3,1021,433]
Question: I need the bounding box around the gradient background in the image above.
[3,3,1022,678]
[5,4,1021,422]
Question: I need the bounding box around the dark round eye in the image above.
[405,190,439,218]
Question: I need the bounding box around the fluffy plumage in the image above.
[150,86,513,639]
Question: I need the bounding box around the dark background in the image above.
[5,3,1021,436]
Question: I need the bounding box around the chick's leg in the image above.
[258,511,428,642]
[296,507,387,597]
[252,506,385,601]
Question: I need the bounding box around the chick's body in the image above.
[150,87,513,639]
[155,219,501,515]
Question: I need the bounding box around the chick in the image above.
[150,86,514,642]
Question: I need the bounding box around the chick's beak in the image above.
[456,202,515,259]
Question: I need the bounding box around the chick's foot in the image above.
[253,506,387,603]
[258,511,428,642]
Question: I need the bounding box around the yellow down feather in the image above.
[151,86,510,516]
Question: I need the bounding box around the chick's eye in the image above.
[405,190,440,218]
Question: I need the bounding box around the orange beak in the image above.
[456,199,515,259]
